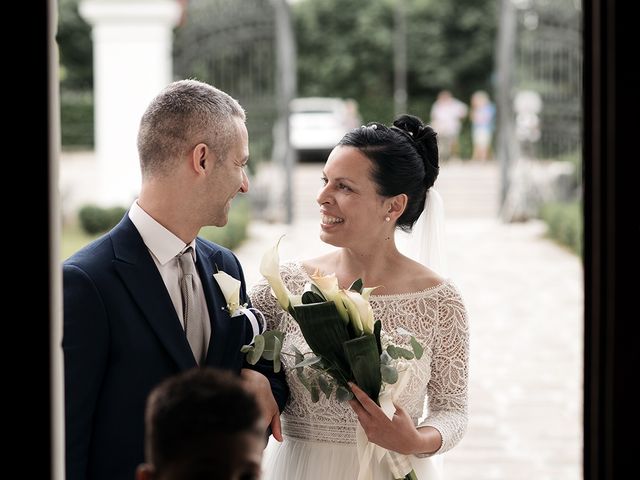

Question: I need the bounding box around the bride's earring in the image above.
[385,216,390,222]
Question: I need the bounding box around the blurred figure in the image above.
[430,90,468,161]
[137,367,265,480]
[469,90,496,161]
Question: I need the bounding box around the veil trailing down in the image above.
[396,188,448,278]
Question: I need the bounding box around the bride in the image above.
[249,115,469,480]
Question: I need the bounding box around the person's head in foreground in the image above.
[136,367,265,480]
[318,113,439,248]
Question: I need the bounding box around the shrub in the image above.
[539,201,582,256]
[78,205,127,235]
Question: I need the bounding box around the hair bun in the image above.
[393,114,439,188]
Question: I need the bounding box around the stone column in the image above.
[80,0,182,206]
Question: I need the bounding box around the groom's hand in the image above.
[240,368,283,442]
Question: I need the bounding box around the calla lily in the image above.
[310,269,350,324]
[341,289,375,335]
[260,236,300,312]
[213,270,242,316]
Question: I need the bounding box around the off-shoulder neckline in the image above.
[287,260,453,300]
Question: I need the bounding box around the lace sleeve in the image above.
[248,278,286,332]
[417,282,469,455]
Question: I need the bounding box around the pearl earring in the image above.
[385,216,390,222]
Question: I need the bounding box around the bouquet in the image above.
[242,237,424,480]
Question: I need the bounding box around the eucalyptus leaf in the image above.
[386,345,399,359]
[296,369,312,392]
[273,336,282,373]
[294,355,322,368]
[240,345,253,353]
[410,336,424,360]
[380,350,392,365]
[310,383,320,403]
[395,346,415,360]
[336,385,354,402]
[294,347,305,372]
[317,375,333,398]
[246,335,265,364]
[261,330,285,360]
[381,364,399,384]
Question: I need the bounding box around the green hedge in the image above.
[78,205,127,235]
[61,90,94,148]
[539,201,582,256]
[198,196,250,250]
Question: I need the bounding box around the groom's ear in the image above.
[385,194,408,221]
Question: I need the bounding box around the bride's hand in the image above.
[348,383,428,455]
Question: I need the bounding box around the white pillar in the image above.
[80,0,182,206]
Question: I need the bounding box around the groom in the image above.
[63,79,288,480]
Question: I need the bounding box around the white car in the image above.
[289,97,360,159]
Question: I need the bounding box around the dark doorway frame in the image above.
[583,0,638,478]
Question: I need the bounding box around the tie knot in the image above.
[178,247,197,276]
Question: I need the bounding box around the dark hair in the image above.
[338,114,439,232]
[144,367,261,472]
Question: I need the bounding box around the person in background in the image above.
[63,79,288,480]
[136,367,265,480]
[429,90,468,161]
[469,90,496,161]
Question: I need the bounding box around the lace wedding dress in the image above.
[249,261,469,480]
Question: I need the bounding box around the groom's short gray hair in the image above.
[137,79,246,178]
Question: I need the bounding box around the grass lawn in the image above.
[60,223,99,261]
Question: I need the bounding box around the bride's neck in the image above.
[335,246,400,289]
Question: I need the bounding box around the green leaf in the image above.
[317,375,333,398]
[348,278,363,293]
[293,346,305,372]
[395,347,415,360]
[410,336,424,360]
[381,364,399,384]
[373,320,382,354]
[296,369,312,392]
[387,345,399,359]
[302,290,326,304]
[261,330,285,360]
[380,350,392,365]
[343,334,382,404]
[246,335,265,364]
[293,301,352,380]
[302,282,327,303]
[240,345,253,353]
[294,355,323,368]
[273,336,282,373]
[310,383,320,403]
[336,385,354,402]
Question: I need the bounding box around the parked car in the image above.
[289,97,361,161]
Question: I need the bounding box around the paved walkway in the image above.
[235,160,583,480]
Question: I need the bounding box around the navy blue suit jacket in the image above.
[63,215,288,480]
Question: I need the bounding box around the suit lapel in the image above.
[112,218,196,370]
[197,247,235,367]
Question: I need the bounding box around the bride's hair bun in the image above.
[392,114,439,189]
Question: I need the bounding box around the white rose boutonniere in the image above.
[213,270,265,343]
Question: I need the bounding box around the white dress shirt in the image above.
[128,201,212,346]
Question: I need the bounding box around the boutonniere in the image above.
[212,270,245,317]
[213,270,265,344]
